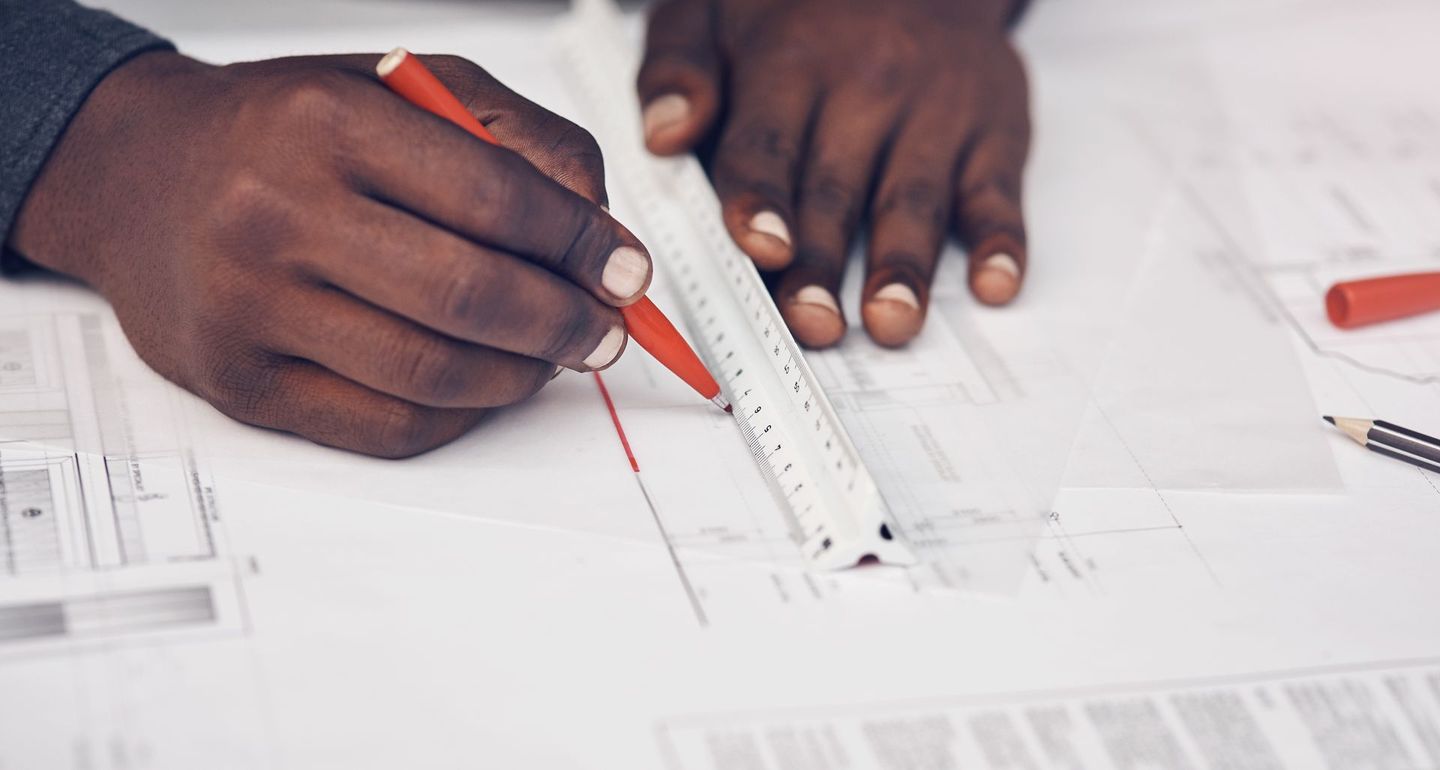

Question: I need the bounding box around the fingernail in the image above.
[871,283,920,310]
[583,326,627,370]
[550,364,564,380]
[973,253,1021,305]
[984,253,1021,278]
[748,210,791,247]
[643,94,691,142]
[794,284,839,315]
[787,285,846,348]
[602,246,651,301]
[864,283,924,348]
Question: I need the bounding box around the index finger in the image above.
[339,70,652,306]
[423,55,613,206]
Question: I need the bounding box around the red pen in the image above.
[1326,271,1440,329]
[376,48,728,412]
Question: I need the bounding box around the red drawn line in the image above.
[592,372,639,472]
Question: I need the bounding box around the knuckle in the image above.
[479,151,537,228]
[539,116,601,158]
[871,250,931,290]
[553,203,611,278]
[636,52,689,94]
[213,169,267,212]
[491,361,552,406]
[398,337,467,405]
[956,181,1026,236]
[275,70,352,125]
[645,0,689,29]
[424,54,484,80]
[371,401,442,459]
[982,129,1031,169]
[854,46,913,96]
[517,362,554,402]
[537,302,599,363]
[554,125,606,183]
[801,171,860,226]
[959,176,1021,208]
[725,121,800,169]
[996,43,1030,88]
[438,261,498,329]
[857,62,908,97]
[960,203,1026,244]
[532,118,607,202]
[199,343,279,425]
[426,55,505,106]
[876,177,947,232]
[207,170,294,251]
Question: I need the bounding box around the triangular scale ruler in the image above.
[555,0,916,570]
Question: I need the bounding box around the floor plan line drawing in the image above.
[4,5,1440,768]
[1144,84,1440,384]
[1075,399,1222,588]
[0,311,252,656]
[633,472,711,627]
[552,8,1105,605]
[1110,82,1440,391]
[1184,176,1440,388]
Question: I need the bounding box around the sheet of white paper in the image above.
[144,11,1099,603]
[1016,6,1343,492]
[2,2,1440,769]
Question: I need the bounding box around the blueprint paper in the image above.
[1,2,1439,769]
[164,14,1097,599]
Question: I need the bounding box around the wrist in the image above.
[8,51,211,283]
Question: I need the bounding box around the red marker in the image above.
[1326,271,1440,329]
[376,48,728,412]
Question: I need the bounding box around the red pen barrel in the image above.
[620,298,721,400]
[376,48,727,410]
[377,48,500,145]
[1326,271,1440,329]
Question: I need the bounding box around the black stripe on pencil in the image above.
[1324,415,1440,473]
[1374,420,1440,449]
[1367,443,1440,475]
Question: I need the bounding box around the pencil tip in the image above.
[1328,416,1373,447]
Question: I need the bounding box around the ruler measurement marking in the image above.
[556,14,913,569]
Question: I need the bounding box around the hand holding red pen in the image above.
[375,48,728,411]
[7,51,648,456]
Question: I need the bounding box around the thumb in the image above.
[637,0,722,156]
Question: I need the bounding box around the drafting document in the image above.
[1003,0,1440,590]
[651,4,1440,766]
[150,11,1102,606]
[0,1,1438,769]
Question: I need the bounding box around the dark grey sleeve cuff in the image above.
[1,0,175,274]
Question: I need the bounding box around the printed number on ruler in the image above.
[555,4,915,569]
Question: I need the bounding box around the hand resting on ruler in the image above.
[636,0,1032,348]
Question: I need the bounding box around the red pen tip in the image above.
[724,404,733,414]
